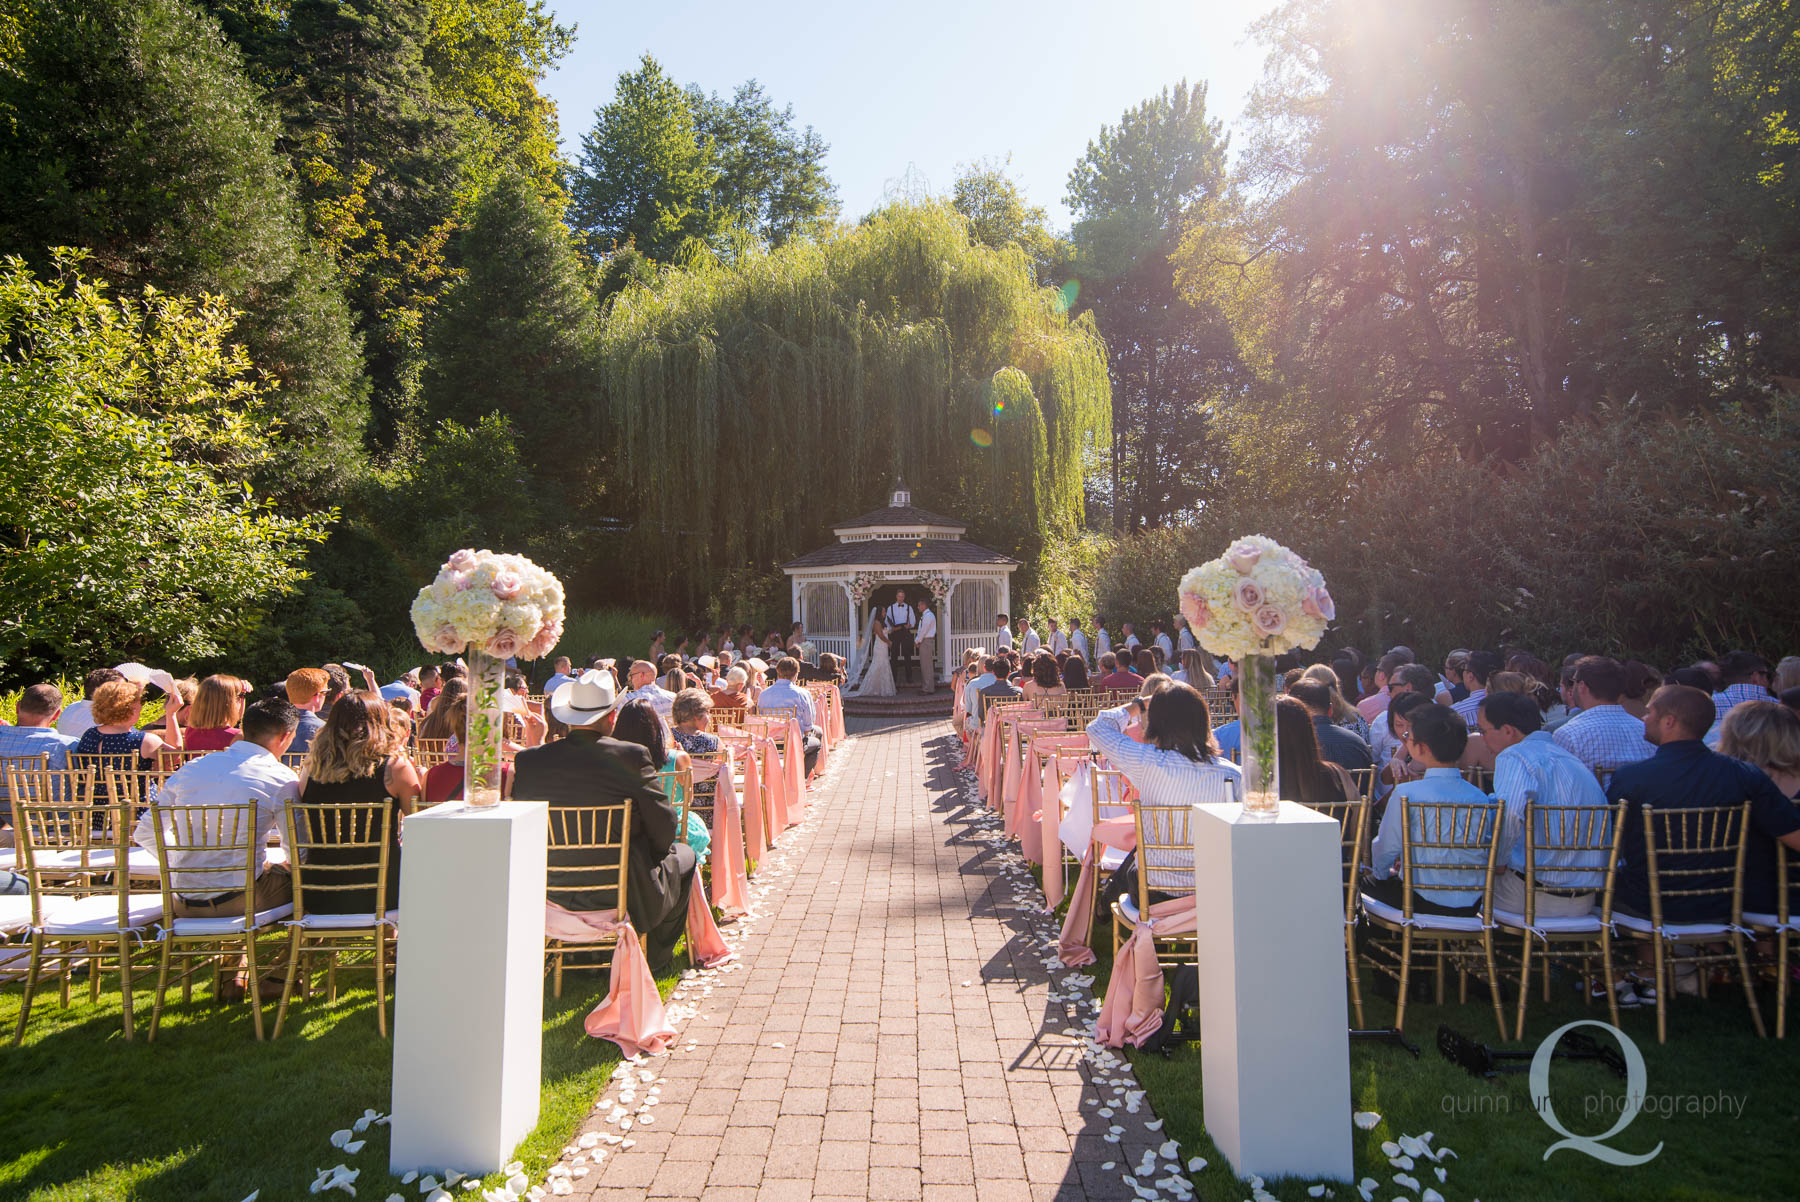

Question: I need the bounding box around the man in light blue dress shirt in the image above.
[1367,704,1495,916]
[1551,656,1654,776]
[1478,691,1609,918]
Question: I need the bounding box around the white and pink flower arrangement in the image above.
[1177,535,1334,661]
[410,548,565,661]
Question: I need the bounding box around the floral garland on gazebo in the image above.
[918,572,951,603]
[848,571,882,607]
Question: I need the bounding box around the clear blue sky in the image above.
[539,0,1280,229]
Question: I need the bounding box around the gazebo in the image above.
[782,481,1019,684]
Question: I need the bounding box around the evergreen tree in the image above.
[0,0,369,503]
[423,170,600,495]
[689,80,840,247]
[569,54,720,262]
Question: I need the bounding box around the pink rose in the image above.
[486,629,521,658]
[1232,578,1265,612]
[447,549,478,572]
[1225,539,1262,575]
[1253,605,1288,636]
[431,623,463,654]
[1179,591,1210,630]
[1302,586,1337,621]
[523,619,562,660]
[491,570,524,600]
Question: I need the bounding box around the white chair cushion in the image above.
[1360,894,1488,932]
[0,895,34,935]
[1117,894,1140,924]
[1492,908,1603,935]
[1611,911,1736,938]
[168,903,295,937]
[1098,845,1128,873]
[39,893,163,935]
[289,910,398,930]
[1739,912,1798,932]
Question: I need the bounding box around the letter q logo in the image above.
[1531,1020,1663,1165]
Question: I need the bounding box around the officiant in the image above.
[885,589,917,685]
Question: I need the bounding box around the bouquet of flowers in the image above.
[1176,535,1334,662]
[410,548,565,660]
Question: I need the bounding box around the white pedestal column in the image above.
[390,801,549,1177]
[1192,801,1353,1182]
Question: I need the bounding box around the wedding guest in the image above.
[1277,695,1358,802]
[1441,650,1471,703]
[1087,684,1241,894]
[1287,680,1373,773]
[995,614,1014,651]
[75,680,184,768]
[1718,700,1800,917]
[1095,653,1142,693]
[181,674,249,753]
[648,630,666,661]
[296,694,420,915]
[1775,656,1800,694]
[1300,664,1369,740]
[319,665,351,720]
[1046,618,1068,656]
[1063,655,1091,691]
[416,678,467,742]
[1366,704,1493,916]
[622,659,676,721]
[1357,652,1407,723]
[758,658,823,774]
[1093,618,1112,665]
[56,668,123,737]
[1553,656,1655,774]
[0,685,77,817]
[1374,692,1435,803]
[1705,650,1776,746]
[1451,651,1499,730]
[1019,616,1041,655]
[542,656,578,699]
[963,656,998,736]
[1609,686,1800,924]
[1120,622,1141,653]
[1021,652,1066,700]
[513,671,695,973]
[1151,620,1175,663]
[416,665,443,717]
[1176,649,1215,690]
[1133,648,1157,680]
[284,668,329,756]
[1477,691,1610,919]
[1617,660,1662,720]
[1177,616,1198,655]
[978,657,1023,715]
[671,689,721,756]
[710,666,752,714]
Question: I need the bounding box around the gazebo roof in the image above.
[783,539,1018,570]
[831,503,965,534]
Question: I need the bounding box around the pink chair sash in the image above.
[547,902,676,1057]
[697,752,748,914]
[1057,847,1101,968]
[784,718,805,818]
[1094,897,1197,1048]
[761,735,791,831]
[1010,726,1080,848]
[722,736,769,857]
[976,717,1004,802]
[685,871,734,967]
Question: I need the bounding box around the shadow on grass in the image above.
[0,954,679,1202]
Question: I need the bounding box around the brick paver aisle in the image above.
[568,718,1154,1202]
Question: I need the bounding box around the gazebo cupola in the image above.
[782,482,1019,682]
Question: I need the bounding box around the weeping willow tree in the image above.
[597,202,1111,611]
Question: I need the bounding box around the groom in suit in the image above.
[886,589,917,686]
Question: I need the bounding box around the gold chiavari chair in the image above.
[544,802,632,998]
[145,800,292,1040]
[10,782,161,1043]
[1743,842,1795,1039]
[1109,798,1199,963]
[1607,801,1763,1043]
[711,706,748,730]
[413,738,455,771]
[1495,796,1624,1039]
[1300,793,1372,1027]
[1348,766,1378,803]
[1461,765,1494,792]
[155,748,211,777]
[658,764,697,830]
[1358,794,1507,1038]
[686,751,722,829]
[68,751,156,817]
[275,800,396,1038]
[280,752,309,775]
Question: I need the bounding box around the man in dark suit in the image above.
[512,670,697,973]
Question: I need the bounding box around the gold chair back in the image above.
[283,800,394,920]
[1635,801,1750,927]
[147,801,261,918]
[1394,795,1503,915]
[413,739,455,770]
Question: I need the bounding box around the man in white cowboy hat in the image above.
[511,670,696,974]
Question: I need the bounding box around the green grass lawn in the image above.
[1096,943,1800,1201]
[0,957,678,1202]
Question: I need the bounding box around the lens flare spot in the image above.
[969,427,993,448]
[1056,279,1081,312]
[992,398,1006,415]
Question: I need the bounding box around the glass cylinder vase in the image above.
[1237,651,1280,819]
[463,649,507,807]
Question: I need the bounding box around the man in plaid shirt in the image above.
[1552,656,1654,775]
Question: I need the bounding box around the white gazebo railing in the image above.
[947,631,989,673]
[810,635,856,665]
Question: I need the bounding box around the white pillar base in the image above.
[1192,801,1354,1182]
[390,800,549,1176]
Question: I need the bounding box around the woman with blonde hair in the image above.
[181,674,250,752]
[1718,700,1800,919]
[1774,656,1800,694]
[297,694,420,914]
[75,679,184,767]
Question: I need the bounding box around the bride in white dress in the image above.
[850,610,897,697]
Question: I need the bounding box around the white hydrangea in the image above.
[1176,534,1334,662]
